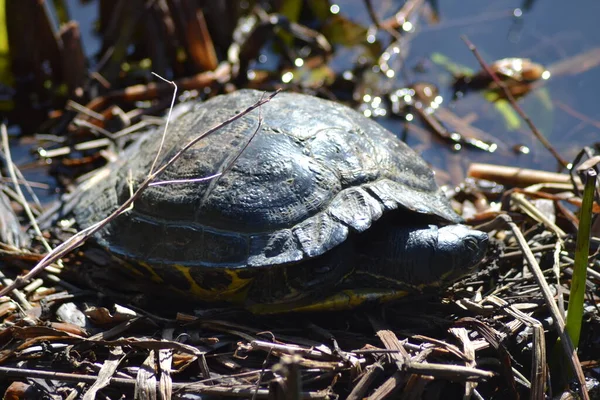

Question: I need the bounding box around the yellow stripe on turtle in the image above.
[127,260,166,283]
[248,288,410,314]
[172,265,254,303]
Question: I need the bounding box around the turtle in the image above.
[69,89,488,313]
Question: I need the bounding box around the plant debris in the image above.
[1,1,599,399]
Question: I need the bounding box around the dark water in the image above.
[342,0,600,182]
[66,0,600,171]
[4,0,600,195]
[405,0,600,177]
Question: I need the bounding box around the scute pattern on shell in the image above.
[73,90,461,268]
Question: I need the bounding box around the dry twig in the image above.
[481,215,590,400]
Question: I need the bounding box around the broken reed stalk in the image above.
[0,90,281,298]
[461,36,570,169]
[0,366,330,399]
[485,295,547,398]
[1,125,52,254]
[490,214,590,400]
[468,163,582,187]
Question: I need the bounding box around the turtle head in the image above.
[348,223,488,291]
[428,224,488,285]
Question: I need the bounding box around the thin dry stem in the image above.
[149,73,178,175]
[461,36,569,169]
[1,125,52,254]
[482,215,589,400]
[149,101,264,187]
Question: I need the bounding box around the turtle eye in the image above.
[464,237,480,252]
[462,232,488,263]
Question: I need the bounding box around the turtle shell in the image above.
[73,90,462,270]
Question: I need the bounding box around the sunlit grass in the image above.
[565,168,596,348]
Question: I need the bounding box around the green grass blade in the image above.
[565,168,596,348]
